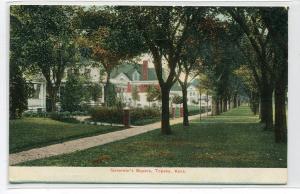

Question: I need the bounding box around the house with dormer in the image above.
[26,57,211,111]
[110,60,160,107]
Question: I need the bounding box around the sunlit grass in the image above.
[9,118,123,153]
[18,106,287,167]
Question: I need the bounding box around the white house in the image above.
[27,57,211,111]
[110,60,159,107]
[25,73,47,112]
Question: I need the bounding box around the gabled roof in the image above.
[189,79,200,88]
[111,63,158,81]
[171,79,200,92]
[171,81,182,91]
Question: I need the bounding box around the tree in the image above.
[86,83,102,105]
[75,7,145,106]
[195,16,242,116]
[146,85,161,106]
[172,95,183,105]
[234,65,260,115]
[9,11,30,119]
[196,74,213,115]
[118,6,207,134]
[226,7,275,130]
[60,73,86,112]
[131,86,140,107]
[106,84,117,107]
[175,27,205,126]
[12,5,79,112]
[260,7,288,143]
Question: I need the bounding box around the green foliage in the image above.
[146,85,161,102]
[188,108,206,116]
[86,83,102,102]
[75,7,145,106]
[90,107,123,124]
[9,70,30,119]
[131,86,140,105]
[172,95,183,104]
[48,111,79,123]
[11,5,79,112]
[9,10,31,119]
[22,110,89,119]
[105,83,117,107]
[60,74,86,112]
[22,111,47,118]
[20,106,286,167]
[90,107,160,125]
[130,107,161,122]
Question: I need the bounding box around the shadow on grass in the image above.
[18,106,287,168]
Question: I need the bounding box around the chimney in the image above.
[127,82,132,93]
[142,60,148,80]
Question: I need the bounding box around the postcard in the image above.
[8,1,288,184]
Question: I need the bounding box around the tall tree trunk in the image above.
[219,98,223,113]
[206,91,209,115]
[216,97,220,115]
[212,96,219,115]
[260,84,273,130]
[233,93,237,108]
[274,78,287,143]
[104,72,111,107]
[223,98,227,112]
[250,91,259,115]
[161,86,172,134]
[181,85,189,126]
[46,82,57,112]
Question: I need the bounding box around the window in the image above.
[29,83,41,99]
[132,71,140,81]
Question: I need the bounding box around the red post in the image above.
[172,107,176,119]
[180,106,184,117]
[123,107,130,127]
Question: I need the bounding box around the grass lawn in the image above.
[18,106,287,167]
[9,118,123,154]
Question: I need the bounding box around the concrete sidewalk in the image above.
[9,112,210,165]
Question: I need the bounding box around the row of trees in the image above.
[10,6,287,143]
[118,6,288,143]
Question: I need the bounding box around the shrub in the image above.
[22,111,47,118]
[48,111,79,123]
[22,111,37,117]
[172,95,183,104]
[90,107,161,125]
[188,107,209,116]
[130,107,160,122]
[90,107,123,124]
[60,74,88,112]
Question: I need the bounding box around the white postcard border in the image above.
[2,0,300,189]
[9,167,287,184]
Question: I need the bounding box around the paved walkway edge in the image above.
[10,112,211,165]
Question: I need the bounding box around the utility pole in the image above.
[199,89,202,120]
[207,91,209,117]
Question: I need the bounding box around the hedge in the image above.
[90,107,161,125]
[22,111,89,118]
[22,111,87,123]
[188,108,206,116]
